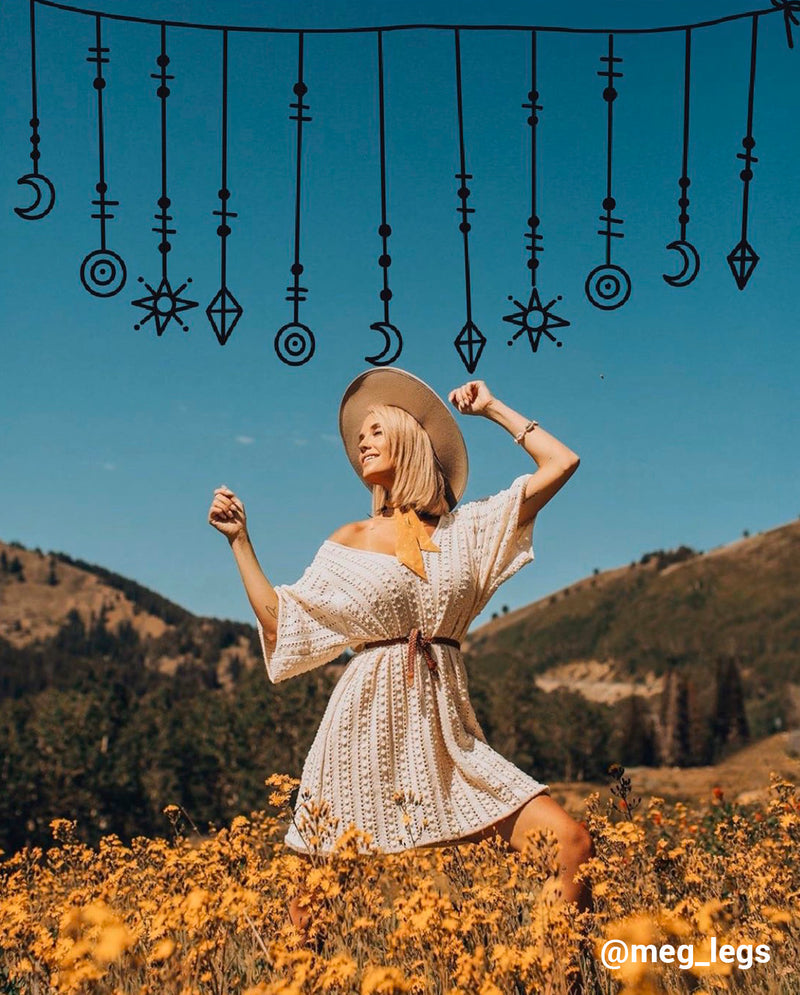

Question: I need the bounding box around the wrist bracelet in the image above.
[514,419,538,445]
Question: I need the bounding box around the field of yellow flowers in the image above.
[1,769,798,995]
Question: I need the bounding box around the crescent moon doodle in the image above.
[663,239,700,287]
[365,321,403,366]
[15,173,55,220]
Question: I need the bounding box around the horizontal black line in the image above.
[34,0,777,37]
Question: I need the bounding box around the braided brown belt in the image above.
[358,629,461,686]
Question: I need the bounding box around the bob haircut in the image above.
[366,404,449,518]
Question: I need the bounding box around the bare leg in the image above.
[503,794,594,911]
[288,892,312,934]
[460,793,594,912]
[287,852,314,938]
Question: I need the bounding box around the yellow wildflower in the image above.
[149,937,176,962]
[361,965,412,994]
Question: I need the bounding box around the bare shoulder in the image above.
[327,520,370,545]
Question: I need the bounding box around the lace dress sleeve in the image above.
[459,474,537,607]
[254,556,351,684]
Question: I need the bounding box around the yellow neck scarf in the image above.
[391,507,440,581]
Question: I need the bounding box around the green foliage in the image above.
[471,525,800,691]
[639,545,699,569]
[46,556,59,586]
[3,555,25,581]
[0,605,346,857]
[1,523,797,860]
[471,662,616,783]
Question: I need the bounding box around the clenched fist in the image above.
[448,380,495,416]
[208,485,247,543]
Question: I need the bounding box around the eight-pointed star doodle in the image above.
[503,288,569,352]
[132,276,198,336]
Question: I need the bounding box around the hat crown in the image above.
[339,368,468,509]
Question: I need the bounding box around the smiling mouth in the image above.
[362,455,378,465]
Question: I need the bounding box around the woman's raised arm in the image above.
[449,381,580,524]
[208,486,280,643]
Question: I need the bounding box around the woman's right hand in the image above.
[208,485,248,543]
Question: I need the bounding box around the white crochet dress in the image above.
[255,474,550,855]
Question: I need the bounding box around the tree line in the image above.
[0,608,760,857]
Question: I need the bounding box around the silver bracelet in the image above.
[513,419,538,445]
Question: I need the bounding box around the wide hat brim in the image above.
[339,368,468,509]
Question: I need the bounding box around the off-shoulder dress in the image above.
[255,474,550,855]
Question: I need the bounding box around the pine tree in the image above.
[712,655,750,756]
[726,657,750,743]
[660,668,692,766]
[620,695,657,766]
[8,556,25,581]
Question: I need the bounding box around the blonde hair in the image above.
[365,404,449,518]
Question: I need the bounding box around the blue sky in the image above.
[1,0,798,630]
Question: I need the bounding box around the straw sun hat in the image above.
[338,368,468,510]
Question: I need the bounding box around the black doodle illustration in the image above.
[452,29,485,374]
[13,2,800,365]
[365,30,403,368]
[772,0,800,49]
[585,34,630,311]
[132,24,197,335]
[80,15,126,297]
[505,290,569,352]
[275,32,315,366]
[504,31,569,354]
[16,0,54,220]
[664,29,700,288]
[727,15,761,290]
[206,30,242,346]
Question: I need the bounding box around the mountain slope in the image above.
[0,520,797,856]
[464,519,800,696]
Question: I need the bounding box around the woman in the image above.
[208,370,593,938]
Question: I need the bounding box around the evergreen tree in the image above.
[712,655,750,756]
[660,668,692,766]
[55,609,87,656]
[619,694,658,766]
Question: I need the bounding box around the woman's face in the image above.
[357,413,395,490]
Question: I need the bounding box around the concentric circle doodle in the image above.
[275,322,315,366]
[585,264,631,310]
[80,249,127,297]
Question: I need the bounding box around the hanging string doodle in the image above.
[504,30,569,353]
[585,33,631,311]
[771,0,800,48]
[12,1,800,367]
[365,30,403,367]
[206,29,242,345]
[132,23,197,335]
[80,14,126,297]
[727,15,761,290]
[15,0,54,220]
[664,28,699,288]
[275,32,315,366]
[452,29,486,374]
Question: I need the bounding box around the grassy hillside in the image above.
[463,520,800,750]
[466,519,799,685]
[0,519,797,856]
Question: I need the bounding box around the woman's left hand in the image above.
[448,380,495,416]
